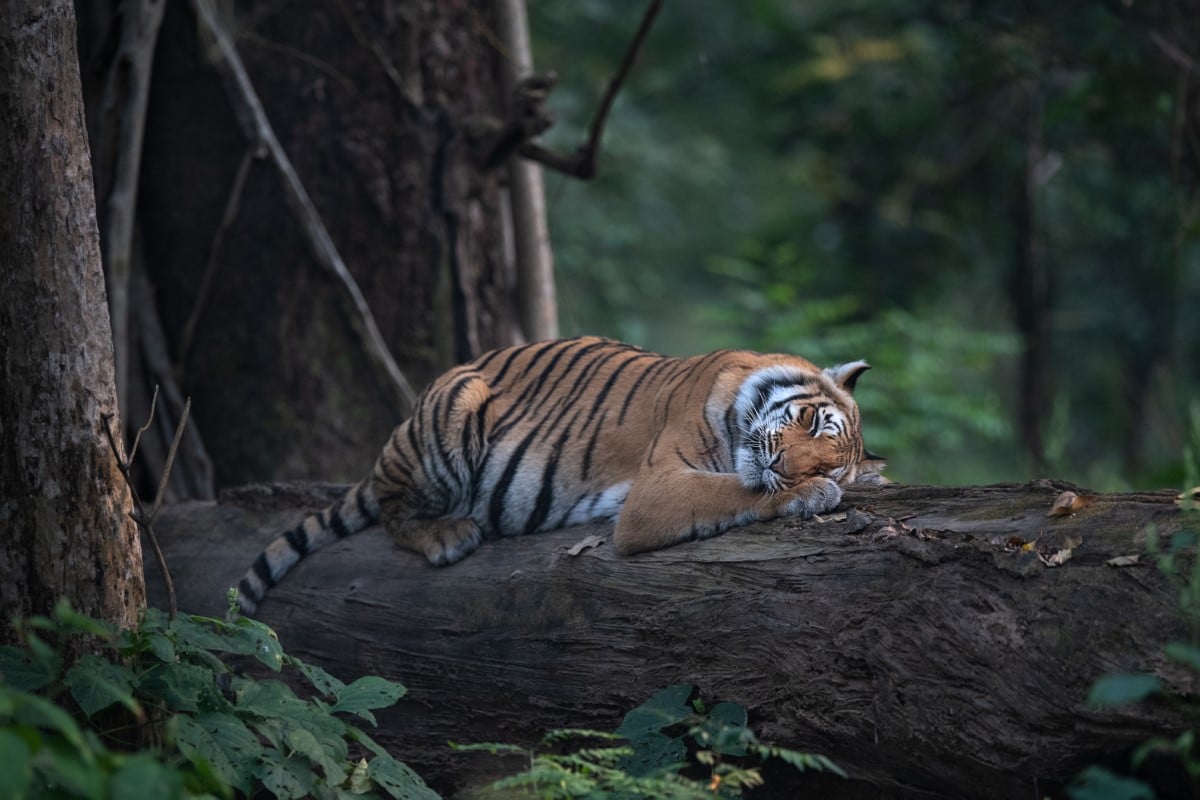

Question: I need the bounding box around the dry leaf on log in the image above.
[1046,490,1086,518]
[567,534,606,556]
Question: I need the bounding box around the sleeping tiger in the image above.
[236,336,884,614]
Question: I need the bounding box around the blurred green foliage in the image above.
[529,0,1200,488]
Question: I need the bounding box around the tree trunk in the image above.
[72,0,521,492]
[0,0,146,638]
[148,480,1189,799]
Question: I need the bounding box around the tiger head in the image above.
[732,360,885,493]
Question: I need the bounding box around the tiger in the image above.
[236,336,885,614]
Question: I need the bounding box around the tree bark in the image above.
[494,0,558,342]
[148,480,1189,799]
[78,0,521,491]
[0,0,146,638]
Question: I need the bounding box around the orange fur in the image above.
[237,337,883,614]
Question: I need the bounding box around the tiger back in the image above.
[236,336,884,614]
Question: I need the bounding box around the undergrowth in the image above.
[0,596,434,800]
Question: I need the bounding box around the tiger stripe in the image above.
[234,336,884,614]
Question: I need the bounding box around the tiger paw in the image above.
[400,518,483,566]
[781,477,842,520]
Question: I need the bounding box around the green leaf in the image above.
[707,701,748,729]
[289,658,346,698]
[36,734,105,800]
[147,633,178,663]
[616,731,686,778]
[1069,765,1155,800]
[1087,673,1163,708]
[330,676,406,723]
[1164,642,1200,672]
[0,644,61,692]
[614,683,694,739]
[757,745,848,778]
[172,712,262,794]
[51,600,114,638]
[168,616,236,654]
[284,723,348,785]
[254,749,315,800]
[64,655,140,717]
[11,692,91,757]
[138,662,224,713]
[448,741,529,756]
[239,621,285,672]
[368,753,440,800]
[700,701,752,756]
[0,729,32,800]
[111,753,184,800]
[235,679,317,726]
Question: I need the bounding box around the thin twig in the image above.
[1151,30,1200,76]
[239,30,357,93]
[190,0,418,412]
[335,0,420,107]
[150,398,190,522]
[575,0,663,179]
[508,0,663,180]
[102,398,182,620]
[176,148,254,371]
[127,384,158,465]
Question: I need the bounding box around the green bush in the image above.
[1070,459,1200,799]
[0,599,435,800]
[454,683,843,799]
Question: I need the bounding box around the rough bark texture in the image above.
[109,0,518,490]
[0,0,146,636]
[148,480,1191,799]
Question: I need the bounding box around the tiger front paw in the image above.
[781,477,842,520]
[426,518,483,566]
[392,517,483,566]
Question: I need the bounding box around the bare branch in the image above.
[176,148,254,371]
[102,404,178,619]
[98,0,166,418]
[150,398,190,521]
[132,256,215,502]
[127,384,158,465]
[189,0,418,412]
[493,0,558,340]
[574,0,663,180]
[486,0,663,181]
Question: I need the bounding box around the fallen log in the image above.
[147,480,1192,798]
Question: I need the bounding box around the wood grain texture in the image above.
[148,480,1190,798]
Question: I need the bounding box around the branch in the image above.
[131,260,215,501]
[102,398,181,620]
[486,0,663,180]
[98,0,167,418]
[493,0,558,341]
[176,147,254,371]
[571,0,663,180]
[189,0,418,413]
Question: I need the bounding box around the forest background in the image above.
[533,0,1200,491]
[65,0,1200,499]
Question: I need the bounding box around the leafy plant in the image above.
[453,683,843,798]
[0,597,436,800]
[1070,461,1200,799]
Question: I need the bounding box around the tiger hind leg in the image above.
[387,516,482,566]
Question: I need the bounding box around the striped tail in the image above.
[235,480,380,615]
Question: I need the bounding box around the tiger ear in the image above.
[824,360,870,393]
